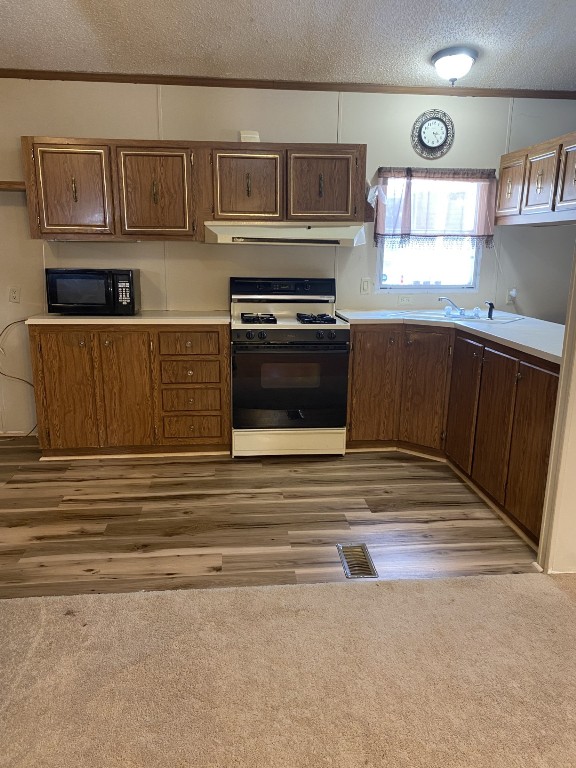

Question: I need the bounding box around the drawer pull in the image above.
[185,340,192,347]
[104,339,111,347]
[188,398,194,404]
[187,370,194,376]
[79,340,86,347]
[189,425,195,431]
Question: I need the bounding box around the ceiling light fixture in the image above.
[431,46,478,87]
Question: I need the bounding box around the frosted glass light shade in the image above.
[431,47,478,84]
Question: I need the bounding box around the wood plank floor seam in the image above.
[0,439,539,598]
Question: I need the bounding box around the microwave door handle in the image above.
[107,274,116,307]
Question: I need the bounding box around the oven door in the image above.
[232,343,349,429]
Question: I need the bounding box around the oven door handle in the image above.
[232,344,349,353]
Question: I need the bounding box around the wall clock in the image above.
[411,109,455,159]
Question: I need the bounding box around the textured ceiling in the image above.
[0,0,575,91]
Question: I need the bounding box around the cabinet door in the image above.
[505,362,558,540]
[495,154,527,216]
[471,348,519,504]
[287,151,358,219]
[118,148,194,234]
[348,325,402,441]
[445,336,484,474]
[39,331,100,449]
[213,151,283,219]
[35,145,114,234]
[98,331,155,446]
[555,136,576,211]
[399,329,451,450]
[522,144,560,214]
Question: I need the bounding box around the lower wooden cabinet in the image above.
[348,325,402,441]
[155,327,230,446]
[348,324,452,449]
[505,361,559,538]
[28,323,230,453]
[399,328,451,449]
[471,347,520,504]
[445,336,483,473]
[348,325,559,543]
[446,332,559,541]
[32,330,101,449]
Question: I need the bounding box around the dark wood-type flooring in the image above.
[0,438,538,598]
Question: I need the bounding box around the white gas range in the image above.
[230,277,350,457]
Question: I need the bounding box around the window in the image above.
[374,168,496,291]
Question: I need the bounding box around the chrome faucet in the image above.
[438,296,465,316]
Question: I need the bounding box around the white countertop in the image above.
[25,310,231,326]
[336,309,564,364]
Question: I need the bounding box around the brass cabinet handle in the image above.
[246,173,252,198]
[103,339,111,347]
[472,352,478,357]
[79,339,85,347]
[536,169,544,194]
[516,372,522,381]
[319,173,324,198]
[389,338,395,345]
[505,178,512,199]
[185,340,192,347]
[187,370,194,376]
[152,179,159,204]
[188,398,195,404]
[71,176,78,203]
[189,425,195,431]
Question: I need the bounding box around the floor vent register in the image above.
[336,544,378,579]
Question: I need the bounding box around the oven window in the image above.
[56,277,107,305]
[261,362,320,389]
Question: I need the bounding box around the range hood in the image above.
[204,221,366,247]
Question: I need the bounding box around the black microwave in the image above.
[45,268,141,316]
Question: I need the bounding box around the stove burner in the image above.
[296,312,337,325]
[241,312,278,324]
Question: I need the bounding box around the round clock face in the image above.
[411,110,455,159]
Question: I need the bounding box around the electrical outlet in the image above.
[398,295,414,305]
[360,278,371,295]
[8,286,21,304]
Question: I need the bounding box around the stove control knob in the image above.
[316,330,325,340]
[327,330,337,340]
[258,331,268,340]
[246,331,255,340]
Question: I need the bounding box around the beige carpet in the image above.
[1,574,575,768]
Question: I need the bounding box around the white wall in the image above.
[1,78,576,433]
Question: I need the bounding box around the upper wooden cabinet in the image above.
[555,134,576,212]
[213,150,283,219]
[495,130,576,225]
[29,143,115,235]
[495,152,526,217]
[287,149,361,220]
[117,147,194,235]
[522,140,559,214]
[23,137,367,240]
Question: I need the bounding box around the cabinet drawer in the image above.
[162,387,221,411]
[161,360,220,384]
[163,415,222,439]
[159,331,220,355]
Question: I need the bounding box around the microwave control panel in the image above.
[117,280,131,305]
